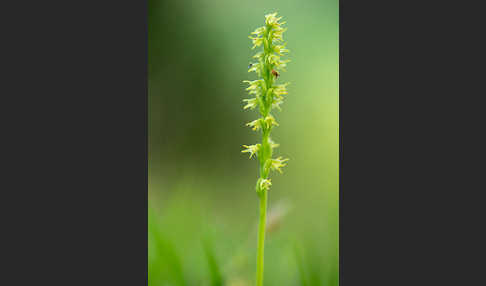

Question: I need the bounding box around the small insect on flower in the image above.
[271,69,280,79]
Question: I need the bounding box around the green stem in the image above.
[256,188,268,286]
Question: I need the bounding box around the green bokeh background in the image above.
[148,0,338,285]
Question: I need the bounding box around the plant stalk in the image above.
[256,188,268,286]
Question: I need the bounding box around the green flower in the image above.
[253,52,264,60]
[269,157,289,174]
[243,79,264,96]
[242,144,261,159]
[259,178,272,191]
[264,13,282,26]
[273,44,289,56]
[243,98,258,110]
[263,114,279,128]
[249,36,264,49]
[251,26,265,37]
[246,118,263,131]
[273,83,289,96]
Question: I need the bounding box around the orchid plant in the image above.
[242,12,290,286]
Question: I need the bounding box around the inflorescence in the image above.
[242,12,290,195]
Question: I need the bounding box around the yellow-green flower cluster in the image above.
[242,12,290,194]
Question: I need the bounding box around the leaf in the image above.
[148,207,186,286]
[202,237,224,286]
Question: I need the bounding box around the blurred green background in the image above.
[148,0,338,285]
